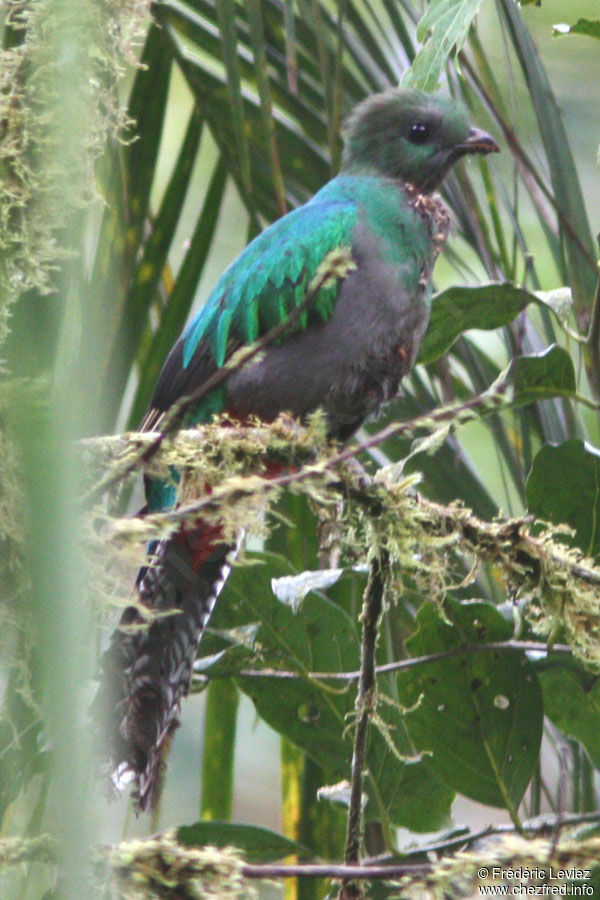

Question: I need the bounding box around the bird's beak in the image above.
[460,126,500,155]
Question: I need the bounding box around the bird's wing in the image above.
[144,191,359,425]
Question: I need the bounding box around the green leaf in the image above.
[266,492,320,572]
[417,283,536,365]
[206,553,453,831]
[122,22,174,248]
[93,21,173,429]
[402,0,484,92]
[128,156,227,427]
[526,439,600,557]
[247,0,286,214]
[215,0,252,195]
[507,345,576,408]
[553,20,600,40]
[397,600,543,815]
[368,742,454,833]
[177,821,306,861]
[283,0,298,91]
[107,107,204,428]
[208,552,359,777]
[0,676,46,819]
[498,0,597,312]
[200,680,239,820]
[537,661,600,770]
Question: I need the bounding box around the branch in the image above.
[0,835,55,867]
[7,812,600,880]
[241,861,429,880]
[241,810,600,878]
[341,550,388,900]
[90,417,600,669]
[228,640,572,683]
[79,370,513,485]
[99,819,600,897]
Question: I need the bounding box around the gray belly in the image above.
[225,260,430,440]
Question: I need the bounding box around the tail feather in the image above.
[97,519,238,810]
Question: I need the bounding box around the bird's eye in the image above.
[408,123,430,144]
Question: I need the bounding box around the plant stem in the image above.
[340,549,388,900]
[586,233,600,400]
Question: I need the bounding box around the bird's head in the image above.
[341,88,499,192]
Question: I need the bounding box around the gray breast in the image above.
[225,221,432,440]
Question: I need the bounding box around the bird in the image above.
[97,87,499,810]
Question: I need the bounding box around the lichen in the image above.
[396,832,600,899]
[105,835,255,900]
[0,0,151,340]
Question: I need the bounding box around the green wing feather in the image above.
[182,180,360,369]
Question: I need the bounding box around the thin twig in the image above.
[227,640,572,683]
[240,811,600,882]
[341,550,388,900]
[241,861,429,880]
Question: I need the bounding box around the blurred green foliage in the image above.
[2,1,600,898]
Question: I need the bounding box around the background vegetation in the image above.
[2,0,600,898]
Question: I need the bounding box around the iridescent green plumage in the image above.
[181,190,358,369]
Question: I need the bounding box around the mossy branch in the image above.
[5,824,600,899]
[83,414,600,670]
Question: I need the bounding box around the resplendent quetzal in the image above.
[99,88,499,809]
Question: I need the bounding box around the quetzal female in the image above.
[99,88,498,809]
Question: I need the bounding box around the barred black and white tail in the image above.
[97,521,237,810]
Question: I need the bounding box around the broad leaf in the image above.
[397,599,543,814]
[507,345,576,407]
[417,283,536,365]
[368,737,454,832]
[177,821,306,861]
[553,20,600,40]
[402,0,484,92]
[207,552,360,777]
[537,661,600,770]
[204,553,453,830]
[526,439,600,557]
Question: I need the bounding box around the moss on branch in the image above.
[83,415,600,669]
